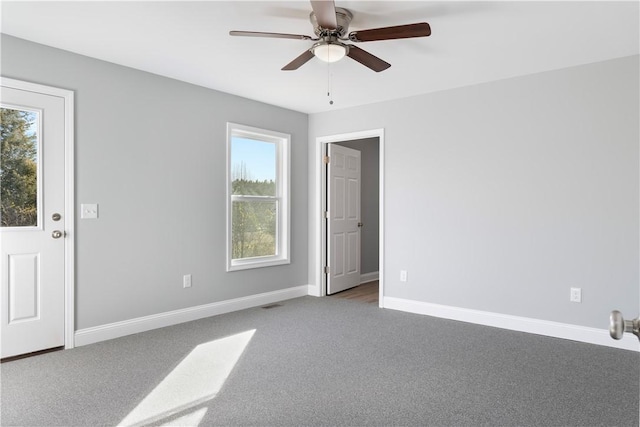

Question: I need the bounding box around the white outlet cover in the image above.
[81,203,98,219]
[570,287,582,303]
[183,274,192,288]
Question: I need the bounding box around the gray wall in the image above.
[4,33,637,333]
[335,138,379,276]
[310,56,640,329]
[1,34,309,330]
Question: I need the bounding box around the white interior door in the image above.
[1,85,67,358]
[327,144,361,295]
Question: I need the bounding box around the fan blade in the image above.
[282,50,315,71]
[346,46,391,72]
[230,30,312,41]
[348,22,431,42]
[310,0,337,30]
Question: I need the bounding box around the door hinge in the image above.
[324,211,329,219]
[323,155,330,164]
[324,266,330,274]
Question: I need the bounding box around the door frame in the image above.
[312,128,384,307]
[1,77,75,350]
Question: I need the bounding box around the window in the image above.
[1,107,41,228]
[227,123,290,271]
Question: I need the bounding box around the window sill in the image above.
[227,257,290,272]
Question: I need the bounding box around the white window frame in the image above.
[226,123,290,271]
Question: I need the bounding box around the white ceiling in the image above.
[1,1,638,114]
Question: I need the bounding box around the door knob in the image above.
[52,230,64,239]
[357,222,363,228]
[609,310,640,341]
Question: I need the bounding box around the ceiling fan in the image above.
[230,0,431,72]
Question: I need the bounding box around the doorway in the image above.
[0,78,75,358]
[313,129,384,307]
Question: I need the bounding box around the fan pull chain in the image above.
[327,61,334,105]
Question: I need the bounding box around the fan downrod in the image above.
[310,7,353,38]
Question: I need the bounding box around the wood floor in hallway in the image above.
[329,280,378,304]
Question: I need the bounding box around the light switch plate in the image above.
[81,203,98,219]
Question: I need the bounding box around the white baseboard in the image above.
[383,296,639,352]
[360,271,379,284]
[307,283,321,297]
[75,285,309,347]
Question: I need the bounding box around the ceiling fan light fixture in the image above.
[312,42,347,63]
[231,2,431,72]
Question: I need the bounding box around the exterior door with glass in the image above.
[1,83,67,358]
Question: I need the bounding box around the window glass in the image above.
[231,200,277,259]
[231,137,276,196]
[1,107,39,228]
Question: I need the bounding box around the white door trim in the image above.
[1,77,75,350]
[312,129,384,307]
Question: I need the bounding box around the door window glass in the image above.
[0,107,40,228]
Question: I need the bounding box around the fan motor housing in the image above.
[310,7,353,37]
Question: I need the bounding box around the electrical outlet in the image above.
[183,274,192,288]
[400,270,408,282]
[570,287,581,303]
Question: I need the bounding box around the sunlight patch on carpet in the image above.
[119,329,256,427]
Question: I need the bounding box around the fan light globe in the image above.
[313,43,347,63]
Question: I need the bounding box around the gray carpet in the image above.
[1,296,638,426]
